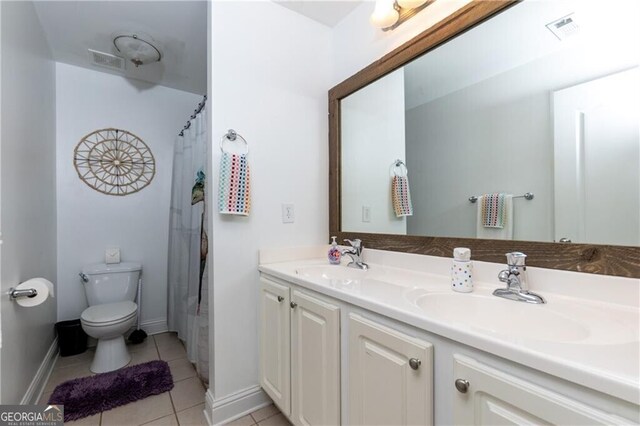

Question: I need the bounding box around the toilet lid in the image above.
[81,301,137,324]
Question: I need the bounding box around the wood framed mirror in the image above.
[329,0,640,278]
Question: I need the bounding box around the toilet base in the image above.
[91,335,131,373]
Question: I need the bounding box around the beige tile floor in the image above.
[225,404,289,426]
[39,332,288,426]
[40,332,209,426]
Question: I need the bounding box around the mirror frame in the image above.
[329,0,640,278]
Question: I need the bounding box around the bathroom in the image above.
[0,0,638,425]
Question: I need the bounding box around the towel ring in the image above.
[390,159,408,177]
[220,129,249,154]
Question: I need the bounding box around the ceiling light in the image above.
[113,34,161,68]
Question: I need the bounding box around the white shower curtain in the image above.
[167,110,209,382]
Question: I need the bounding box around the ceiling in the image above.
[404,0,640,109]
[275,0,362,27]
[33,1,207,95]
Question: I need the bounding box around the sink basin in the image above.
[414,292,638,345]
[295,266,408,299]
[415,292,589,342]
[296,265,370,282]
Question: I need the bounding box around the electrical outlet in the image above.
[282,203,295,223]
[362,206,371,223]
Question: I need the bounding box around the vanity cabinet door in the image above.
[290,290,341,426]
[348,314,433,426]
[259,277,291,416]
[453,355,632,425]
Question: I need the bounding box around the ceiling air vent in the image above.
[88,49,126,71]
[546,13,579,41]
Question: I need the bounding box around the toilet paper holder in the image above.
[8,278,54,306]
[8,287,38,300]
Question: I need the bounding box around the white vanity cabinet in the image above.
[259,271,639,426]
[453,355,633,425]
[259,277,341,426]
[259,277,291,416]
[348,314,434,426]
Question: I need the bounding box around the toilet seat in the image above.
[81,301,137,327]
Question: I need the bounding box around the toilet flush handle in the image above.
[79,272,89,283]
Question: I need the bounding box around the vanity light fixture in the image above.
[371,0,399,29]
[370,0,430,31]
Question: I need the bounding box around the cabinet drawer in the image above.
[453,355,634,425]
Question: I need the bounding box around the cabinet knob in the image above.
[290,301,297,309]
[455,379,470,393]
[277,296,284,302]
[409,358,421,370]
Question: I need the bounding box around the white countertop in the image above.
[258,248,640,406]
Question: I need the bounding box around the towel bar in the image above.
[469,192,534,203]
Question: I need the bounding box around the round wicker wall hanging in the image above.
[73,128,155,196]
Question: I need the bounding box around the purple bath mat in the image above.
[49,360,174,422]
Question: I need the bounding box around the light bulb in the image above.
[397,0,427,9]
[370,0,399,29]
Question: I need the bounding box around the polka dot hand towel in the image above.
[392,175,413,217]
[480,193,507,228]
[218,152,251,216]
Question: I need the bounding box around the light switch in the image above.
[105,247,121,264]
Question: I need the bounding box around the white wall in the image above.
[56,63,201,327]
[341,68,406,234]
[0,1,57,403]
[0,0,3,395]
[209,0,331,413]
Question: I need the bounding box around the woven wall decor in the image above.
[74,128,155,196]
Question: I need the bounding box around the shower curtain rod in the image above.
[178,94,207,136]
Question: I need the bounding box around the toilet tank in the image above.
[82,262,142,306]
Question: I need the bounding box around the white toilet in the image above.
[80,262,141,373]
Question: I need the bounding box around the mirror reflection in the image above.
[340,0,639,246]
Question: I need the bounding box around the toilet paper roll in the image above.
[14,278,54,307]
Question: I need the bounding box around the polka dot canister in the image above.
[451,247,473,293]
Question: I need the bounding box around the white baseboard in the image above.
[22,337,58,405]
[205,385,272,425]
[205,391,215,426]
[140,318,168,335]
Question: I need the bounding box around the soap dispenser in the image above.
[328,236,341,265]
[451,247,473,292]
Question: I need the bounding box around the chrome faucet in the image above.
[493,252,545,304]
[341,239,369,270]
